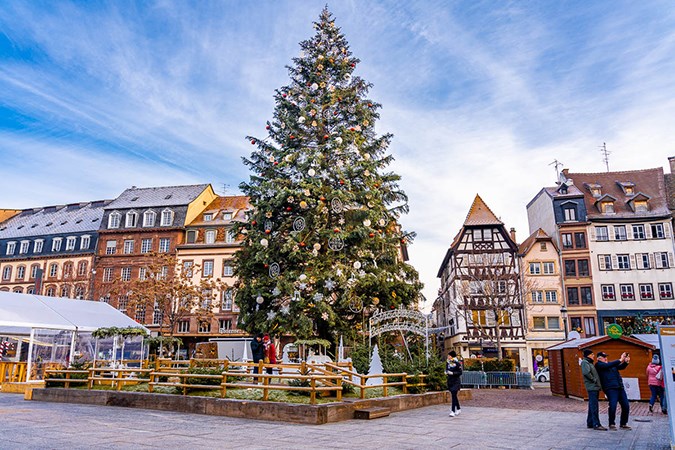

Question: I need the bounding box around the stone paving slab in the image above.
[1,392,670,449]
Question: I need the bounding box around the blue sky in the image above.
[1,1,674,307]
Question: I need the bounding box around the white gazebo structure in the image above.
[0,291,148,381]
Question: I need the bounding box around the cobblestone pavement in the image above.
[0,391,670,449]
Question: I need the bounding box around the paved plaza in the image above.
[0,392,670,449]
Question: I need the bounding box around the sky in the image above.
[1,1,674,310]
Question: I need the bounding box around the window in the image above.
[226,230,236,244]
[141,239,152,253]
[563,207,577,222]
[2,266,11,280]
[45,286,56,297]
[222,289,234,310]
[547,317,560,330]
[595,226,608,241]
[186,230,197,243]
[203,213,213,221]
[561,234,573,249]
[223,263,233,277]
[178,321,190,333]
[471,310,490,326]
[159,238,170,253]
[123,240,134,254]
[63,262,73,278]
[121,267,132,282]
[601,202,614,214]
[545,291,557,303]
[103,268,113,282]
[105,240,117,255]
[497,281,508,294]
[125,211,138,228]
[16,265,25,280]
[80,235,91,249]
[659,283,674,300]
[620,284,635,300]
[570,317,582,332]
[540,242,547,251]
[74,285,85,299]
[205,230,216,244]
[108,212,121,229]
[223,212,233,221]
[529,263,541,275]
[219,319,232,332]
[65,236,76,251]
[77,261,88,277]
[26,286,34,294]
[13,287,23,294]
[52,238,62,252]
[577,259,589,277]
[49,263,58,278]
[152,307,163,325]
[143,210,156,227]
[601,284,615,301]
[30,264,40,279]
[198,321,211,333]
[598,255,612,271]
[183,261,193,277]
[632,224,645,240]
[19,240,30,254]
[655,252,670,269]
[617,254,630,270]
[567,287,579,305]
[160,209,174,226]
[574,233,586,248]
[5,241,16,255]
[584,318,597,337]
[203,260,214,277]
[118,295,128,311]
[542,262,555,275]
[139,267,147,280]
[636,253,650,270]
[34,240,43,253]
[580,287,593,305]
[634,200,648,212]
[639,284,654,300]
[614,225,627,240]
[533,317,546,330]
[564,260,576,277]
[532,290,543,303]
[651,223,665,239]
[136,308,146,324]
[159,266,169,280]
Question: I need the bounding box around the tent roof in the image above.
[0,291,148,334]
[547,335,655,351]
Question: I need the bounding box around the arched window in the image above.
[30,264,40,279]
[49,263,59,278]
[143,210,156,227]
[108,212,121,229]
[63,262,74,279]
[13,287,23,294]
[77,261,88,277]
[45,286,56,296]
[60,285,70,298]
[2,266,12,281]
[160,209,174,226]
[26,286,35,294]
[74,284,85,299]
[16,265,26,280]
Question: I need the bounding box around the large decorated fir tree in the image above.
[235,8,422,342]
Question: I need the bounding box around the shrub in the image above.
[186,367,223,386]
[463,358,516,372]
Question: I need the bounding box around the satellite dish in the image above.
[568,331,581,340]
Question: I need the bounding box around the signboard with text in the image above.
[658,326,675,449]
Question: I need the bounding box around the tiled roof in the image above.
[186,195,251,226]
[0,200,112,238]
[0,210,21,224]
[665,173,675,211]
[463,194,503,226]
[105,184,210,210]
[518,228,558,256]
[565,167,670,219]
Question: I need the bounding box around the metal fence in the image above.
[461,371,532,389]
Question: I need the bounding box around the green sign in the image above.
[606,323,623,339]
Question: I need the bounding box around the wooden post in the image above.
[403,375,408,395]
[336,377,342,402]
[221,371,227,398]
[65,372,71,389]
[301,360,306,374]
[262,374,269,401]
[383,375,388,397]
[258,360,264,383]
[148,372,154,393]
[310,377,316,405]
[87,368,94,390]
[360,376,366,399]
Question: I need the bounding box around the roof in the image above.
[0,209,21,224]
[518,228,558,256]
[186,195,251,226]
[564,167,670,219]
[0,200,112,239]
[105,184,210,210]
[666,172,675,211]
[547,335,655,351]
[632,334,660,349]
[463,194,503,226]
[0,290,148,333]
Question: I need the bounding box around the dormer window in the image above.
[223,212,233,221]
[108,212,121,229]
[617,181,636,196]
[205,230,216,244]
[125,211,138,228]
[19,240,30,254]
[161,209,174,226]
[563,206,576,222]
[586,183,602,197]
[143,210,156,227]
[634,200,648,213]
[601,202,614,214]
[626,193,651,213]
[186,230,197,243]
[625,186,634,195]
[204,213,213,222]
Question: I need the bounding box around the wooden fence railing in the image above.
[0,362,27,385]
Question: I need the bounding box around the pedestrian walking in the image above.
[581,349,606,430]
[647,354,667,414]
[595,351,631,430]
[446,350,463,417]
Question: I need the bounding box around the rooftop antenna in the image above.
[549,159,564,183]
[220,183,230,195]
[600,142,610,172]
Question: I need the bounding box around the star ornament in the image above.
[324,279,336,290]
[267,310,277,321]
[280,305,291,315]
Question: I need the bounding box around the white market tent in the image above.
[0,291,148,380]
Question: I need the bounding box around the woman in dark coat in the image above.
[446,350,463,417]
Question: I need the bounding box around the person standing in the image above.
[595,351,631,430]
[581,349,606,430]
[647,354,667,414]
[446,350,463,417]
[250,333,265,381]
[263,334,277,375]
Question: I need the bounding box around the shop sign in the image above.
[606,323,623,339]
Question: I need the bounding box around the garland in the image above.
[91,326,148,339]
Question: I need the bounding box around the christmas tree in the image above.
[235,8,422,343]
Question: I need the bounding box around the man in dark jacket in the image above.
[581,349,606,430]
[250,333,265,381]
[596,351,631,430]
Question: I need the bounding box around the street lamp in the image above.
[560,305,569,340]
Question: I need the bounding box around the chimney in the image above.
[669,156,675,174]
[509,227,517,243]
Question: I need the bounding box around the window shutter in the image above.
[611,255,618,270]
[589,228,596,241]
[665,223,672,239]
[608,227,614,240]
[629,254,636,269]
[646,226,652,239]
[669,252,675,268]
[649,254,656,269]
[486,311,495,327]
[598,256,606,270]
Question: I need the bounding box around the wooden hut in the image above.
[547,336,655,401]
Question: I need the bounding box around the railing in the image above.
[323,362,408,399]
[0,362,27,385]
[461,371,532,389]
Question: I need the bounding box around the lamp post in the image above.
[560,305,569,340]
